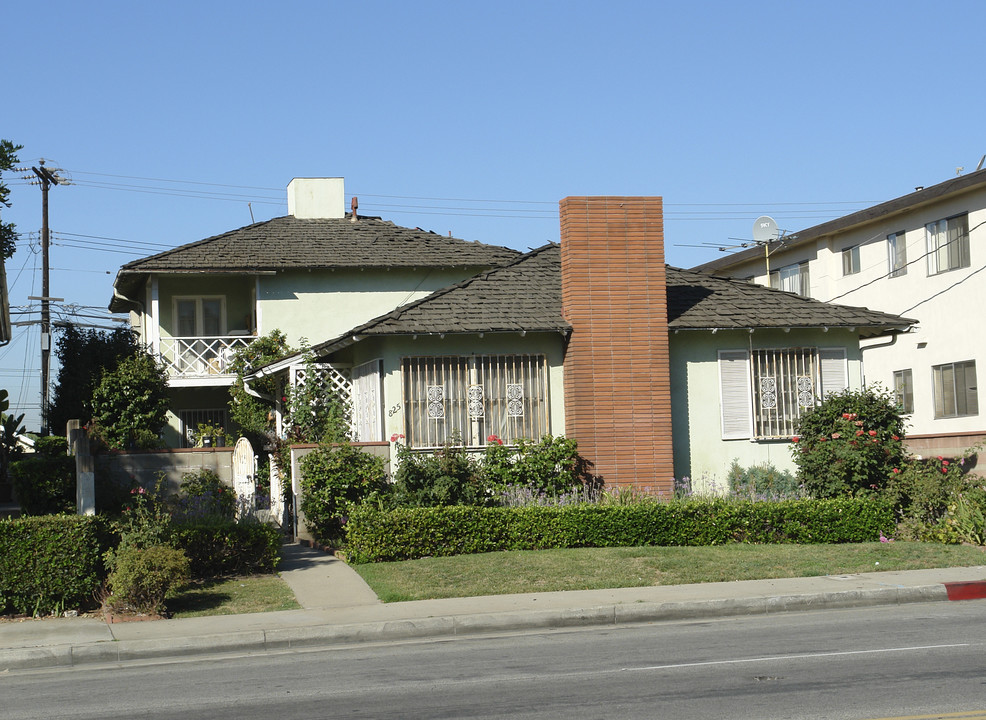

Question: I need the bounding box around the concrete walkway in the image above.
[1,543,985,672]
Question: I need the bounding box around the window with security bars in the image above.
[178,408,228,448]
[719,347,847,440]
[402,355,548,448]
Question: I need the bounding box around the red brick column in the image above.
[559,197,674,493]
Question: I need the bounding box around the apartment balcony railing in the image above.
[158,336,253,378]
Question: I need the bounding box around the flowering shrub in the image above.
[944,480,986,545]
[390,436,488,508]
[884,454,971,539]
[791,386,907,498]
[482,434,591,499]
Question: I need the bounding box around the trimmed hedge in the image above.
[9,455,76,516]
[0,515,110,615]
[169,522,282,578]
[345,497,895,563]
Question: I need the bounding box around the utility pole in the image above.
[30,160,63,436]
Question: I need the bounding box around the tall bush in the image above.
[90,352,170,450]
[300,443,387,542]
[791,386,907,498]
[9,455,76,515]
[482,434,590,498]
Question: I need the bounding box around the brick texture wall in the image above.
[559,197,674,492]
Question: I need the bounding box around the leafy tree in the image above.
[90,351,170,450]
[227,330,293,450]
[48,325,139,435]
[0,139,23,259]
[791,385,907,498]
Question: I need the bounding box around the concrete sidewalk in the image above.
[2,543,985,672]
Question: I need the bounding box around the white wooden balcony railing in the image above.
[158,336,253,378]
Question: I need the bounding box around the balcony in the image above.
[158,335,254,382]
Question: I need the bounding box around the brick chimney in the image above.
[287,177,345,219]
[559,197,674,493]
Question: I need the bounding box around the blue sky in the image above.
[3,0,985,431]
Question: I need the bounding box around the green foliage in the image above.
[227,330,293,449]
[284,341,351,445]
[9,455,76,515]
[944,480,986,546]
[345,496,896,563]
[885,455,971,538]
[90,351,170,450]
[727,459,803,499]
[169,522,282,577]
[105,479,174,564]
[482,434,590,497]
[0,398,26,486]
[791,386,907,498]
[170,468,235,522]
[0,515,109,615]
[390,438,488,508]
[105,544,191,615]
[299,443,388,542]
[0,139,23,259]
[49,326,139,436]
[34,435,67,457]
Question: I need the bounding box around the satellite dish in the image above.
[752,215,779,244]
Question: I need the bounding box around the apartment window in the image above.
[174,296,225,337]
[769,262,810,297]
[933,361,978,419]
[893,369,914,414]
[402,355,548,448]
[887,231,907,278]
[719,347,847,440]
[842,245,861,276]
[926,214,970,275]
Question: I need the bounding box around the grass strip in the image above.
[353,542,986,602]
[167,574,300,618]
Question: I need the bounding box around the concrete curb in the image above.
[0,582,965,672]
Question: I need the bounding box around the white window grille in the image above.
[718,347,848,440]
[402,354,548,448]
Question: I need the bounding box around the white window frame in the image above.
[926,214,970,276]
[718,346,848,440]
[887,231,907,278]
[841,245,860,276]
[769,262,810,297]
[402,354,548,448]
[933,360,978,419]
[173,295,226,337]
[893,368,913,414]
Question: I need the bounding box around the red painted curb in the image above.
[943,581,986,601]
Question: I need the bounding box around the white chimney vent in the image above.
[287,177,345,219]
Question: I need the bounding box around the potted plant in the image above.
[195,421,225,448]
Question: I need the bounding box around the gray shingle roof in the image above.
[297,246,912,363]
[666,266,915,335]
[110,214,521,310]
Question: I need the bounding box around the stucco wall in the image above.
[670,328,864,493]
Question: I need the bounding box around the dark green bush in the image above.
[171,468,236,522]
[391,438,487,508]
[300,443,388,542]
[482,434,591,498]
[792,386,907,498]
[9,455,76,515]
[170,522,282,577]
[345,496,895,563]
[34,435,68,457]
[0,515,110,615]
[105,544,190,615]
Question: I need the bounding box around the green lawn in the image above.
[352,542,986,602]
[167,575,300,618]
